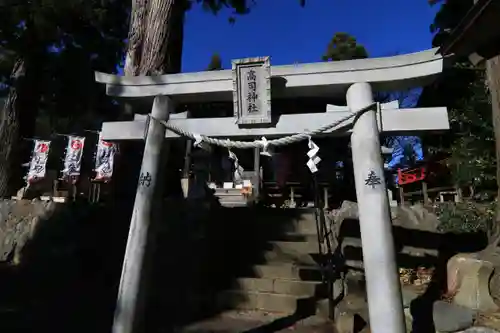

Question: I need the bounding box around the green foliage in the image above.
[424,67,496,190]
[425,0,496,227]
[193,0,306,23]
[0,0,129,135]
[322,32,368,62]
[207,53,223,70]
[0,48,14,92]
[448,72,495,187]
[433,200,495,233]
[421,0,495,193]
[428,0,475,48]
[0,0,124,52]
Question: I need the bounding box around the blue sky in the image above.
[182,0,440,71]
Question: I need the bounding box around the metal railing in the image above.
[312,174,337,320]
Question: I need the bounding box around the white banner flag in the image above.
[27,140,51,184]
[94,138,117,181]
[62,136,85,178]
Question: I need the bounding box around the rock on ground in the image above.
[433,301,476,332]
[447,253,499,312]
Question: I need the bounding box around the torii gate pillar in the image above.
[347,82,406,333]
[112,96,172,333]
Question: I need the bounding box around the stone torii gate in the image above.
[95,49,449,333]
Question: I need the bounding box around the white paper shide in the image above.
[94,138,117,181]
[306,138,321,173]
[62,136,85,178]
[27,140,51,184]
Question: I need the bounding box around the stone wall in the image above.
[0,199,58,264]
[0,198,133,333]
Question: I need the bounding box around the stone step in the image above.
[214,188,245,196]
[252,264,323,281]
[257,209,319,235]
[217,290,320,314]
[289,214,321,235]
[216,192,250,207]
[341,237,439,257]
[180,310,334,333]
[270,241,320,255]
[345,259,364,270]
[235,277,327,297]
[210,207,320,235]
[217,200,249,208]
[262,250,319,266]
[272,233,319,243]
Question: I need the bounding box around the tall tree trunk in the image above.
[118,0,185,195]
[486,55,500,249]
[124,0,148,76]
[139,0,185,75]
[124,0,185,76]
[0,59,24,196]
[0,56,41,197]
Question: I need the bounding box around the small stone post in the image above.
[112,96,172,333]
[347,82,406,333]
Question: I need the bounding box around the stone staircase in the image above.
[214,188,252,207]
[215,209,331,316]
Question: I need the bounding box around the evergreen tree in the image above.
[322,32,368,61]
[207,53,223,71]
[423,0,499,241]
[422,0,495,193]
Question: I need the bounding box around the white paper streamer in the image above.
[306,137,321,173]
[62,135,85,178]
[193,133,203,147]
[27,140,51,184]
[193,133,211,152]
[94,137,117,181]
[228,149,244,182]
[258,136,273,157]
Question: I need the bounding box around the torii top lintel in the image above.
[94,48,445,103]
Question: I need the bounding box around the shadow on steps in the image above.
[144,205,328,332]
[0,197,332,333]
